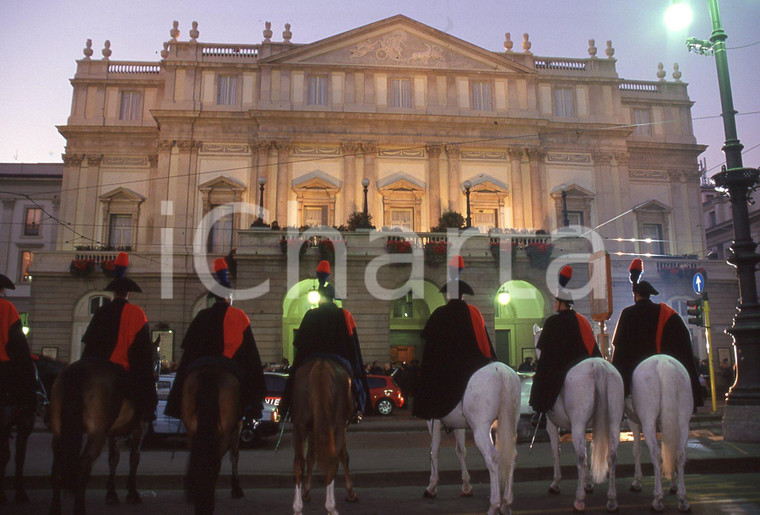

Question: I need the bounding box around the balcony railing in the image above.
[619,81,661,93]
[107,63,161,74]
[200,44,259,59]
[534,58,587,71]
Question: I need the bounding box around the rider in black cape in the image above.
[165,257,266,420]
[278,260,370,422]
[0,272,36,409]
[529,265,602,414]
[413,255,496,421]
[80,252,157,422]
[611,258,703,409]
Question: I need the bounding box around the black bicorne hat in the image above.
[0,274,15,290]
[104,252,142,293]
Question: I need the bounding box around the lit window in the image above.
[24,207,41,236]
[633,108,653,136]
[304,206,327,227]
[20,251,33,283]
[109,214,132,249]
[473,210,497,231]
[641,223,664,255]
[389,208,413,231]
[307,76,328,106]
[554,87,574,117]
[390,78,411,108]
[471,82,492,111]
[217,76,238,105]
[207,205,233,253]
[119,91,142,120]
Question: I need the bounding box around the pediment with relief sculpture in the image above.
[260,15,534,74]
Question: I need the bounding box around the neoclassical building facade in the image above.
[29,15,737,367]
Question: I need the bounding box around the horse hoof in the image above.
[584,485,594,494]
[125,491,142,504]
[607,501,619,512]
[231,486,244,499]
[460,488,473,497]
[345,492,358,503]
[650,502,664,512]
[423,489,436,499]
[14,490,30,504]
[678,502,691,512]
[548,485,561,495]
[573,501,585,512]
[302,492,311,503]
[630,484,642,493]
[105,491,119,505]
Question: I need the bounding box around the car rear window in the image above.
[265,374,287,395]
[367,377,386,389]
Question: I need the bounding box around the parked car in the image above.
[239,371,288,445]
[367,374,405,415]
[517,371,536,440]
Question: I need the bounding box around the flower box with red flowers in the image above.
[101,259,116,277]
[524,242,555,268]
[423,240,449,265]
[386,239,413,254]
[318,239,335,260]
[69,258,95,278]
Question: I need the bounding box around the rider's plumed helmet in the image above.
[629,258,659,297]
[104,252,142,294]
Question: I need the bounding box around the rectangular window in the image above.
[20,251,33,283]
[708,210,717,227]
[567,210,584,226]
[307,76,328,106]
[389,208,413,231]
[217,76,238,105]
[390,78,411,108]
[304,206,327,227]
[641,223,665,255]
[633,108,653,136]
[473,209,497,231]
[471,82,492,111]
[207,205,233,253]
[109,214,133,249]
[119,91,142,120]
[554,87,574,117]
[24,207,41,236]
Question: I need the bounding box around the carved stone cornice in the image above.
[62,154,84,166]
[426,145,443,159]
[158,139,175,151]
[591,151,614,164]
[87,154,103,166]
[612,152,631,167]
[360,143,378,155]
[668,169,691,182]
[250,141,273,154]
[148,155,159,167]
[524,148,545,161]
[176,139,200,151]
[507,148,523,161]
[274,141,292,154]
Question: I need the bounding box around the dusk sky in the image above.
[2,0,758,179]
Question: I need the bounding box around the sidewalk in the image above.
[15,403,760,490]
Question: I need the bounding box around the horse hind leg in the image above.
[571,425,589,512]
[472,426,501,515]
[547,419,562,495]
[641,420,664,512]
[339,443,357,502]
[229,424,244,499]
[125,427,146,504]
[676,447,690,512]
[13,409,35,503]
[424,420,441,498]
[105,437,120,505]
[325,462,340,515]
[454,428,473,497]
[0,416,10,504]
[302,440,314,502]
[292,430,306,515]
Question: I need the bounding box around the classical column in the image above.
[83,154,103,244]
[59,154,84,249]
[446,145,461,213]
[519,150,533,228]
[669,169,692,256]
[251,141,272,221]
[592,151,615,246]
[275,142,291,225]
[508,148,524,228]
[342,142,360,215]
[527,149,545,230]
[614,152,634,254]
[175,139,200,248]
[361,143,379,224]
[146,152,162,249]
[426,145,443,226]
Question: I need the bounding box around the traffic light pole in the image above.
[704,300,718,412]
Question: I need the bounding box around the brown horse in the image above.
[49,358,147,515]
[181,365,244,515]
[291,358,356,515]
[0,402,35,504]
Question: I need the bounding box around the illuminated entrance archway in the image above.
[282,279,342,363]
[493,280,546,367]
[389,280,445,363]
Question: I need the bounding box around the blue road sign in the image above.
[693,272,705,295]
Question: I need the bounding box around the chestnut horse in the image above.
[291,358,356,515]
[181,365,244,515]
[49,358,147,515]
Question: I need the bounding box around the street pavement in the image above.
[4,405,760,514]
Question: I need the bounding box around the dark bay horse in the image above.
[292,358,356,515]
[49,358,147,515]
[0,402,35,504]
[181,365,244,515]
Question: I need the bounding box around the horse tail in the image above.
[57,367,85,490]
[590,360,611,484]
[496,364,519,487]
[187,368,222,511]
[311,360,337,472]
[659,357,682,480]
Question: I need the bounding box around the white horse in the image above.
[424,361,521,515]
[544,357,624,512]
[626,354,693,512]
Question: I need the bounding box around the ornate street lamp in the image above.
[257,176,267,219]
[668,0,760,441]
[362,177,370,216]
[463,180,472,228]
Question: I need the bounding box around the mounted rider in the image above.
[529,265,602,414]
[165,257,266,421]
[413,255,496,420]
[611,259,703,409]
[80,252,158,422]
[0,273,36,411]
[278,260,370,423]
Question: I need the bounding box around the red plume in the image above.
[558,265,573,287]
[629,258,643,284]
